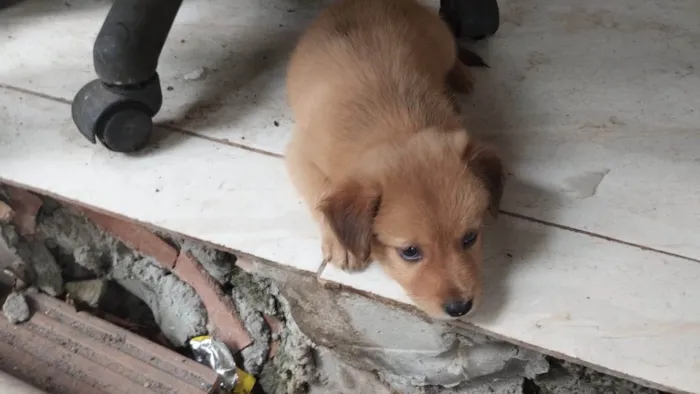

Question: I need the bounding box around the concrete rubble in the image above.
[0,185,668,394]
[2,291,30,324]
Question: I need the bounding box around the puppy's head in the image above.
[320,129,503,319]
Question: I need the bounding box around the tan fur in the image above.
[285,0,503,319]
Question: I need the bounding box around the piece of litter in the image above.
[190,335,257,393]
[184,67,209,81]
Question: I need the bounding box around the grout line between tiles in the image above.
[500,210,700,264]
[159,124,283,159]
[3,82,698,265]
[0,83,72,105]
[0,83,282,158]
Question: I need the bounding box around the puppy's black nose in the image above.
[443,299,473,317]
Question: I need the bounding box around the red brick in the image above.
[174,252,253,351]
[263,314,283,335]
[0,292,219,393]
[0,200,13,223]
[79,208,178,269]
[5,186,43,236]
[269,339,280,360]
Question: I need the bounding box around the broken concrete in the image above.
[112,257,208,347]
[38,207,119,276]
[77,208,178,269]
[31,205,209,348]
[15,240,63,296]
[226,266,317,393]
[1,217,63,297]
[533,360,662,394]
[4,186,43,236]
[2,292,30,324]
[310,347,393,394]
[249,257,548,392]
[0,225,26,286]
[423,377,526,394]
[173,252,251,351]
[179,237,235,285]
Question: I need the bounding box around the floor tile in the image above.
[1,0,698,260]
[0,87,323,273]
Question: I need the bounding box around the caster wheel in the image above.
[440,0,500,41]
[98,108,154,152]
[71,74,163,153]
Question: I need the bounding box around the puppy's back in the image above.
[287,0,459,174]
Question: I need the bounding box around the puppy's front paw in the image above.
[321,229,370,272]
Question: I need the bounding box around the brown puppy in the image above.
[285,0,503,319]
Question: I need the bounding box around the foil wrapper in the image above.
[189,335,239,391]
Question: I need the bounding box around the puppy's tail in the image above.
[458,47,489,68]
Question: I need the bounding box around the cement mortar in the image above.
[15,240,63,296]
[268,267,548,392]
[532,360,665,394]
[111,257,208,346]
[38,208,124,276]
[1,222,63,297]
[35,205,208,347]
[34,198,317,392]
[226,268,316,393]
[180,237,235,285]
[310,347,393,394]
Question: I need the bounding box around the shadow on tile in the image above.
[474,177,563,323]
[125,127,191,158]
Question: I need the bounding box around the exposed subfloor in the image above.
[0,189,670,394]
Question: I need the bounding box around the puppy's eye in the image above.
[397,246,423,262]
[462,232,478,249]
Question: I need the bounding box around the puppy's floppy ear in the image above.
[463,142,504,217]
[318,179,380,262]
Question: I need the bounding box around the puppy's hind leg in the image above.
[446,47,488,95]
[446,60,475,94]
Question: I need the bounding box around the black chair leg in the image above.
[72,0,183,153]
[440,0,500,41]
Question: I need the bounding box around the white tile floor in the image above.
[1,0,700,392]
